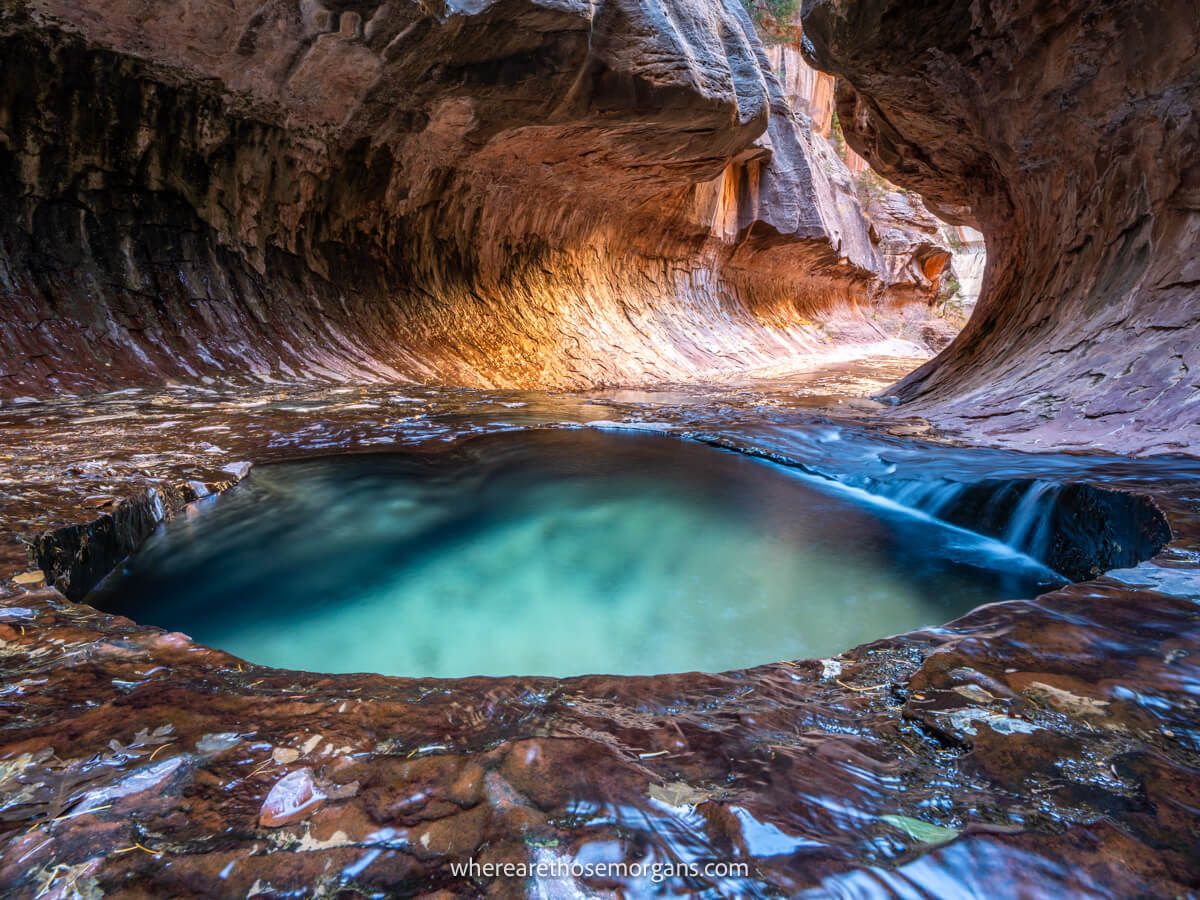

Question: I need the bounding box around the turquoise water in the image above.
[89,430,1065,677]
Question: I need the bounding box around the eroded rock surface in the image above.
[0,0,1197,895]
[0,0,953,398]
[6,372,1192,897]
[802,0,1200,454]
[0,382,1197,895]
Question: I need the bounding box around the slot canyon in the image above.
[0,0,1197,896]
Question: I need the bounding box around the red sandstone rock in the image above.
[802,0,1200,454]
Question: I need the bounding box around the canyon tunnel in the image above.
[0,0,1198,897]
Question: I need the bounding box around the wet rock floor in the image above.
[1,359,1198,897]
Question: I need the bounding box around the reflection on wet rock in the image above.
[0,372,1198,895]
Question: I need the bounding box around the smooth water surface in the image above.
[89,430,1065,676]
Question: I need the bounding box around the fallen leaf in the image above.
[649,781,712,809]
[881,814,959,845]
[1025,681,1109,718]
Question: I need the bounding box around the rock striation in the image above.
[0,0,953,398]
[802,0,1200,454]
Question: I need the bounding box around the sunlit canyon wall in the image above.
[0,0,958,398]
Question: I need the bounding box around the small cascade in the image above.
[695,431,1169,582]
[869,478,969,518]
[1002,480,1061,560]
[830,473,1167,582]
[876,476,1061,566]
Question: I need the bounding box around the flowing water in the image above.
[89,429,1065,677]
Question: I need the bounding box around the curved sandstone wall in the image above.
[803,0,1200,454]
[0,0,952,397]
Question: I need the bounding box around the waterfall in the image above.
[1003,481,1060,560]
[847,476,1059,566]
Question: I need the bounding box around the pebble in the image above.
[260,768,326,827]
